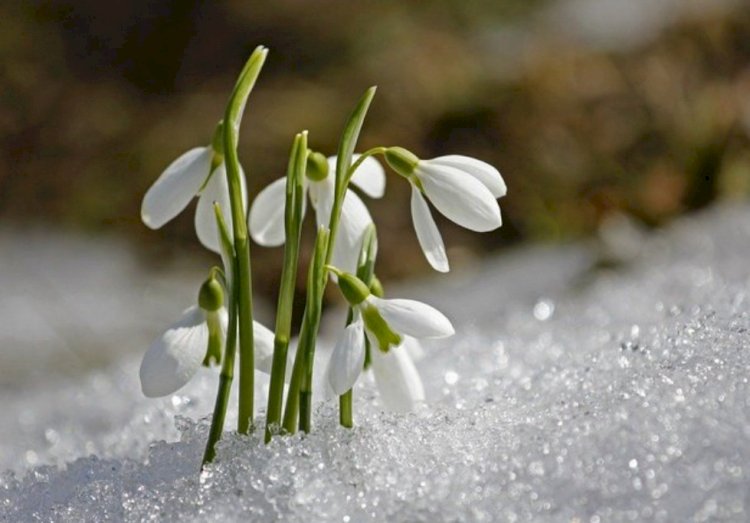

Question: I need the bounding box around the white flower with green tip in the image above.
[140,304,227,398]
[139,307,276,397]
[385,147,506,273]
[139,275,274,398]
[249,153,385,273]
[325,271,453,409]
[141,143,247,254]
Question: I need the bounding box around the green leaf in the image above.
[335,86,377,196]
[225,46,268,138]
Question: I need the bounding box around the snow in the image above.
[3,205,750,522]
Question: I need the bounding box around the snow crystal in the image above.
[3,205,750,521]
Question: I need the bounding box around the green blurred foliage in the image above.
[1,0,749,299]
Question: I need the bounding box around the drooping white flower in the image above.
[248,154,385,273]
[326,318,367,395]
[385,148,506,273]
[369,340,425,413]
[325,316,433,412]
[139,306,275,398]
[139,305,227,398]
[325,272,453,404]
[141,145,247,254]
[366,295,455,341]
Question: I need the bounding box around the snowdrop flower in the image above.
[140,304,227,398]
[369,340,425,413]
[384,147,506,273]
[249,152,385,273]
[325,271,453,406]
[139,275,274,397]
[141,135,247,254]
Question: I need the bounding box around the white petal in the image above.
[326,321,366,395]
[368,296,454,339]
[252,321,294,382]
[331,190,373,274]
[141,147,212,229]
[417,163,502,232]
[312,342,337,403]
[410,186,449,273]
[252,320,276,374]
[429,155,506,198]
[370,344,424,413]
[195,164,248,253]
[248,177,288,247]
[348,154,386,198]
[401,335,426,361]
[308,177,334,226]
[139,306,208,397]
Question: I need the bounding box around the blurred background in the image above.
[1,0,749,383]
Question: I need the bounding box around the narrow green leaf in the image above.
[265,131,308,442]
[225,46,269,137]
[335,86,377,196]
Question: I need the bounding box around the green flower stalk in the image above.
[299,227,330,433]
[265,131,307,442]
[282,226,329,434]
[203,204,238,465]
[339,224,378,428]
[222,45,268,434]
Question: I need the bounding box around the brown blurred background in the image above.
[2,0,749,302]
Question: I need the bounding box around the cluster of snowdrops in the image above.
[138,47,506,465]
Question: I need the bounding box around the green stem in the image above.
[346,147,386,184]
[336,224,377,428]
[223,46,268,434]
[202,206,238,465]
[300,231,328,432]
[265,131,307,442]
[202,292,237,463]
[281,308,308,434]
[282,226,327,434]
[339,390,353,428]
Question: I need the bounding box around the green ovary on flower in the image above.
[337,271,371,306]
[305,151,329,182]
[384,146,419,178]
[198,274,224,312]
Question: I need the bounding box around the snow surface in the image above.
[3,205,750,522]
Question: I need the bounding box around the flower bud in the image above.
[384,147,419,177]
[306,151,329,182]
[198,273,224,312]
[337,271,370,306]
